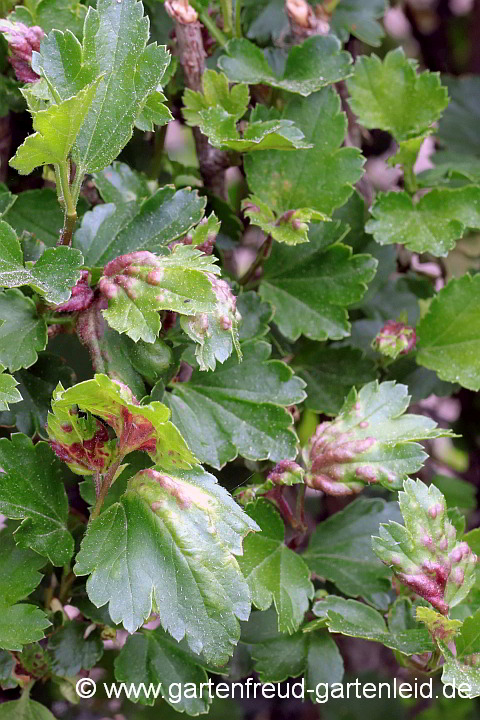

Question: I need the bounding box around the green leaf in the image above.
[238,500,313,634]
[0,221,84,303]
[0,533,50,651]
[167,340,305,469]
[0,184,16,217]
[416,274,480,391]
[2,188,79,248]
[259,222,376,341]
[98,323,172,398]
[0,290,47,372]
[347,48,448,141]
[440,641,480,699]
[245,88,364,217]
[0,434,74,565]
[436,75,480,156]
[0,368,21,412]
[293,343,376,415]
[366,186,480,257]
[304,497,401,608]
[92,161,151,205]
[12,0,87,36]
[183,70,311,151]
[455,609,480,659]
[305,381,451,494]
[373,479,477,614]
[49,373,196,472]
[10,80,100,174]
[0,696,56,720]
[74,465,258,663]
[330,0,386,46]
[242,196,327,245]
[318,596,434,655]
[99,246,219,343]
[237,291,273,341]
[115,627,213,713]
[48,621,104,676]
[0,353,75,437]
[32,0,171,174]
[74,186,206,266]
[218,36,352,96]
[242,611,344,687]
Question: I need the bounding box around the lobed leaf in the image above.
[0,434,74,565]
[218,35,352,96]
[74,465,258,664]
[0,533,50,651]
[0,220,83,303]
[245,88,364,218]
[259,222,377,341]
[416,274,480,391]
[239,500,314,634]
[366,186,480,257]
[167,340,305,469]
[32,0,172,174]
[347,48,448,141]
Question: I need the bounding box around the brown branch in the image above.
[285,0,330,42]
[166,0,230,198]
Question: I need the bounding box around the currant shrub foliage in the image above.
[0,0,479,715]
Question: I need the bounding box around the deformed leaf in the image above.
[347,48,448,141]
[259,222,377,341]
[167,340,305,469]
[218,35,352,96]
[49,373,196,472]
[0,434,74,565]
[366,186,480,257]
[98,247,219,343]
[180,275,242,372]
[0,220,84,303]
[242,195,327,246]
[372,479,478,614]
[416,274,480,391]
[73,186,206,266]
[239,500,313,634]
[0,533,50,651]
[416,607,462,643]
[304,497,402,608]
[0,290,47,372]
[245,88,364,218]
[304,381,451,494]
[74,466,258,664]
